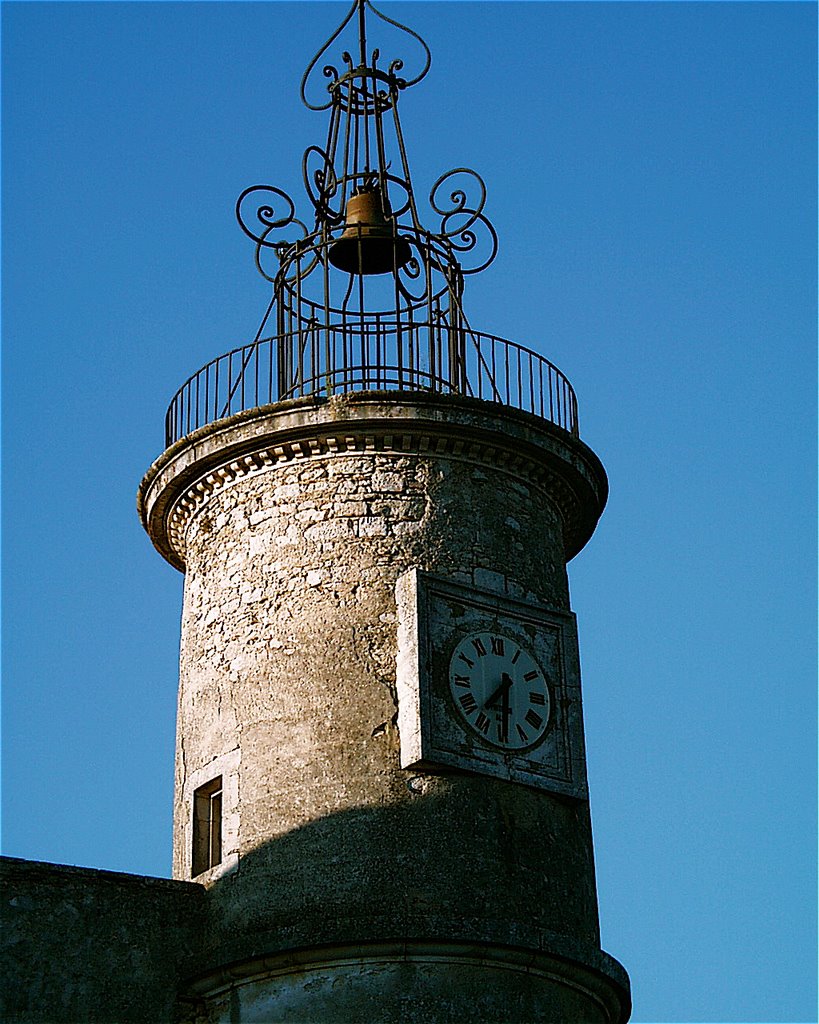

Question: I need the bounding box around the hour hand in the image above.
[484,672,513,709]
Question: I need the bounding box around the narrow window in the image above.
[192,776,222,876]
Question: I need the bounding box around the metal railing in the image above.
[164,324,578,447]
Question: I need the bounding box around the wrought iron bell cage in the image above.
[165,0,579,446]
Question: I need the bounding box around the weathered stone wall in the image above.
[175,445,572,865]
[179,441,598,920]
[0,857,205,1024]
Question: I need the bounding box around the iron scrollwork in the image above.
[430,169,499,275]
[300,0,431,111]
[235,185,310,283]
[302,145,342,226]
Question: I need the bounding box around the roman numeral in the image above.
[524,670,539,682]
[516,724,529,743]
[529,691,546,706]
[475,712,490,734]
[471,637,487,658]
[453,675,471,689]
[459,693,478,714]
[511,649,521,665]
[458,652,475,670]
[525,709,543,730]
[490,636,505,656]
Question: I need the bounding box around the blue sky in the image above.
[2,3,816,1022]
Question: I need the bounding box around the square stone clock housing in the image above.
[396,569,588,799]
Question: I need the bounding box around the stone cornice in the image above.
[138,393,607,572]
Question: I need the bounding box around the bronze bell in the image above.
[328,187,411,275]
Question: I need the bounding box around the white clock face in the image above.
[448,631,551,750]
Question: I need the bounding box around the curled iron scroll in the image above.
[366,2,431,88]
[236,185,309,282]
[300,0,357,111]
[392,231,460,308]
[302,146,342,225]
[429,169,498,275]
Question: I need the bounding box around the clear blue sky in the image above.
[2,3,816,1022]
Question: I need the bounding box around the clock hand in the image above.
[500,674,512,743]
[484,671,514,710]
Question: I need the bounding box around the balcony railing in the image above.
[164,324,578,448]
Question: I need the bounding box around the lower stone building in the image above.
[1,857,204,1023]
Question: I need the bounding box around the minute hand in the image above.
[484,672,514,709]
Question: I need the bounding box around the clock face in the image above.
[448,631,551,750]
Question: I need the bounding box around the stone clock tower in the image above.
[138,2,631,1020]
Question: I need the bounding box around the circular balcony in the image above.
[164,324,579,448]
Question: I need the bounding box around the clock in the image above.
[448,632,551,750]
[396,569,588,798]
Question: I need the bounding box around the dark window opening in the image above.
[192,776,222,876]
